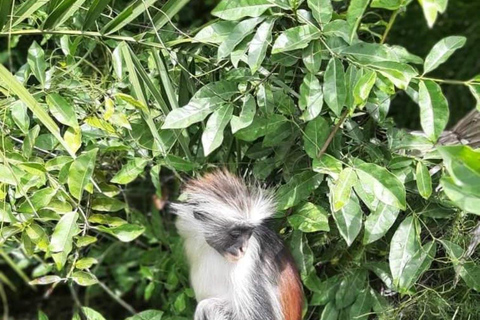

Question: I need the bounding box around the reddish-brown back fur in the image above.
[279,254,303,320]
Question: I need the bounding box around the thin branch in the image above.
[414,76,470,86]
[381,9,399,44]
[317,109,349,158]
[97,280,136,314]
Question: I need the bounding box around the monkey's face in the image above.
[194,211,254,262]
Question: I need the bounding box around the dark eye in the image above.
[193,211,207,221]
[229,230,242,239]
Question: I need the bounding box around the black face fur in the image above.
[194,210,254,258]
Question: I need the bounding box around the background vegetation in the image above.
[1,0,480,319]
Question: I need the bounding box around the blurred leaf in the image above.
[416,162,432,199]
[355,162,406,210]
[202,104,233,156]
[194,21,237,44]
[418,0,447,28]
[272,25,321,54]
[423,36,466,74]
[38,310,49,320]
[94,224,145,242]
[64,127,82,154]
[12,0,48,28]
[218,17,264,59]
[368,61,417,90]
[75,257,98,270]
[46,93,79,128]
[288,202,330,233]
[248,17,276,73]
[299,73,323,121]
[111,158,149,184]
[302,40,323,74]
[390,216,420,287]
[440,176,480,215]
[371,0,404,10]
[17,187,57,213]
[307,0,332,26]
[101,0,157,34]
[76,236,97,247]
[10,101,30,134]
[29,275,62,285]
[27,41,46,88]
[82,307,106,320]
[324,58,346,116]
[43,0,87,29]
[437,145,480,189]
[72,271,98,286]
[89,214,126,227]
[320,301,338,320]
[277,172,323,210]
[363,203,399,244]
[346,0,369,43]
[353,69,376,107]
[212,0,274,20]
[83,0,111,30]
[418,80,449,142]
[303,116,329,158]
[398,241,436,292]
[350,288,373,320]
[332,167,357,211]
[151,0,189,30]
[335,269,366,308]
[333,194,362,247]
[91,195,126,212]
[231,94,256,133]
[68,149,98,199]
[125,310,164,320]
[163,81,238,129]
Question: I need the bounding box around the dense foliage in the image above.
[1,0,480,319]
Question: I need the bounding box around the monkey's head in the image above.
[171,170,275,262]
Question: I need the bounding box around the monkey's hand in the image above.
[194,298,233,320]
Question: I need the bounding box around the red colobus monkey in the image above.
[172,170,303,320]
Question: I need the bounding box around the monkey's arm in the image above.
[194,298,233,320]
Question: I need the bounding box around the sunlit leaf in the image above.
[202,104,233,155]
[424,36,466,74]
[418,80,449,142]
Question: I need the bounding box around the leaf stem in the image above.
[317,109,349,158]
[414,76,469,86]
[381,9,399,44]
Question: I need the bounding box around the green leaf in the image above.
[335,269,366,308]
[111,158,149,184]
[64,127,81,154]
[163,81,238,129]
[368,61,418,90]
[320,301,339,320]
[346,0,369,43]
[307,0,333,26]
[416,162,432,199]
[324,58,346,116]
[89,214,127,227]
[76,235,98,247]
[50,211,79,252]
[0,165,18,186]
[398,241,436,292]
[468,82,480,111]
[12,0,48,28]
[418,80,449,142]
[91,195,126,212]
[29,275,62,285]
[277,172,324,210]
[38,310,49,320]
[202,104,234,156]
[272,25,321,54]
[194,21,237,44]
[355,162,407,210]
[437,145,480,189]
[248,17,276,73]
[389,216,420,287]
[303,116,329,158]
[46,93,79,128]
[10,101,30,134]
[313,154,343,178]
[231,94,256,133]
[68,149,98,200]
[94,224,145,242]
[350,288,373,320]
[440,176,480,215]
[43,0,87,29]
[423,36,466,74]
[27,41,46,88]
[212,0,274,20]
[371,0,404,10]
[17,187,57,214]
[418,0,446,28]
[125,310,164,320]
[82,307,106,320]
[333,194,362,247]
[332,167,357,211]
[83,0,111,30]
[353,69,376,107]
[288,202,330,233]
[218,17,264,60]
[101,0,157,34]
[302,40,323,74]
[299,73,323,122]
[72,271,98,286]
[363,203,399,244]
[0,0,13,31]
[151,0,189,31]
[75,257,98,270]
